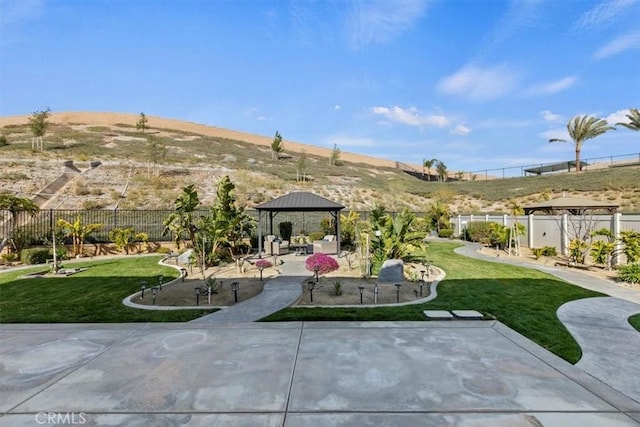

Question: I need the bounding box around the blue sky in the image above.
[1,0,639,174]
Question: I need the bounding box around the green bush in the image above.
[438,228,454,238]
[20,248,51,265]
[320,217,334,236]
[278,221,293,241]
[532,246,557,259]
[618,263,640,284]
[464,221,496,244]
[0,134,8,147]
[155,246,172,254]
[309,231,325,241]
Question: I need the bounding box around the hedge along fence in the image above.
[1,209,425,247]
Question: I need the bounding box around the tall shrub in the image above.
[279,221,293,242]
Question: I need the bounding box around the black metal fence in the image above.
[1,209,414,246]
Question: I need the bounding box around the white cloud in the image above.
[575,0,639,30]
[450,124,471,136]
[524,76,576,97]
[371,105,450,127]
[257,116,266,121]
[436,64,521,101]
[347,0,429,48]
[476,0,544,58]
[606,109,631,124]
[334,104,342,110]
[594,31,640,59]
[540,110,563,123]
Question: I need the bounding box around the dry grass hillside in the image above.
[1,111,639,213]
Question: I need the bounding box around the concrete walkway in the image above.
[558,297,640,403]
[191,258,309,323]
[454,241,640,405]
[2,322,639,426]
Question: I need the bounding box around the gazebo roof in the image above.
[255,192,345,212]
[524,196,618,215]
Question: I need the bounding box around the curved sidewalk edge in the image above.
[453,242,640,304]
[123,256,215,311]
[190,260,309,323]
[454,240,640,404]
[558,297,640,404]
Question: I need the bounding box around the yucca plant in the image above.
[590,240,615,269]
[568,238,589,264]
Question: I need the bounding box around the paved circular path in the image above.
[454,241,640,406]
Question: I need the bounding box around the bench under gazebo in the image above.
[255,192,345,256]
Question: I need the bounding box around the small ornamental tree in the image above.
[255,259,273,269]
[305,253,339,275]
[136,112,150,133]
[29,107,51,150]
[271,131,284,159]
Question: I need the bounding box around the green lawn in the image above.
[0,256,215,323]
[262,242,604,364]
[630,313,640,332]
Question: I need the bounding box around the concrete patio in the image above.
[1,321,639,426]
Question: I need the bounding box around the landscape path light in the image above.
[395,283,401,303]
[374,283,379,304]
[194,287,201,306]
[307,281,315,303]
[314,265,320,283]
[358,286,365,304]
[158,275,164,290]
[152,287,158,305]
[231,282,239,303]
[140,281,147,300]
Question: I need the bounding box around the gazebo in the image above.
[523,196,618,215]
[523,196,620,257]
[255,192,345,256]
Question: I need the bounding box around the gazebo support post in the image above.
[331,210,341,257]
[258,210,263,257]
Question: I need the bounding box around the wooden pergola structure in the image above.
[523,196,618,215]
[523,196,620,257]
[255,192,345,256]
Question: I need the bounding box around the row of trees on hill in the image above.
[15,107,638,177]
[422,158,449,182]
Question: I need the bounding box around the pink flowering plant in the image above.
[305,253,339,275]
[255,259,273,269]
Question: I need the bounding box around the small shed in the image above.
[255,192,345,255]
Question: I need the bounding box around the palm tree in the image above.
[616,108,640,132]
[0,194,40,253]
[163,184,200,248]
[549,115,615,172]
[436,160,448,182]
[57,216,103,256]
[423,158,437,181]
[426,201,451,232]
